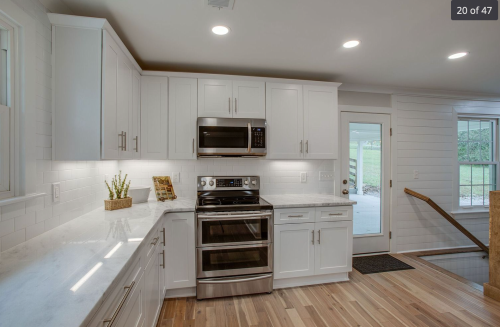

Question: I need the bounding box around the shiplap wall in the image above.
[395,95,490,252]
[0,0,117,252]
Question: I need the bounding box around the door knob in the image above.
[343,180,348,184]
[342,189,349,195]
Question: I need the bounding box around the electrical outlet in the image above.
[300,172,307,183]
[172,172,180,183]
[53,183,60,203]
[319,171,334,181]
[413,170,419,179]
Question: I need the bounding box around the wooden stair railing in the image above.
[404,188,489,254]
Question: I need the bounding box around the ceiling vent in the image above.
[206,0,235,10]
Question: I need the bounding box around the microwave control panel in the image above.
[251,128,266,148]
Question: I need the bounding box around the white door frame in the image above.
[338,106,394,254]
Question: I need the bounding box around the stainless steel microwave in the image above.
[197,118,267,157]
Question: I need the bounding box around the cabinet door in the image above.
[266,83,304,159]
[140,76,168,159]
[303,85,338,159]
[198,79,232,118]
[101,30,120,159]
[116,53,133,159]
[274,223,315,279]
[233,81,265,118]
[314,221,353,275]
[144,247,161,327]
[169,78,197,159]
[165,212,196,289]
[115,272,145,327]
[159,222,167,297]
[129,70,141,159]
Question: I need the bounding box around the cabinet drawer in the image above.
[274,208,315,224]
[315,207,352,222]
[87,255,142,326]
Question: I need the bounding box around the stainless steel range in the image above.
[196,176,273,300]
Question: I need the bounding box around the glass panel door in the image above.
[349,123,382,235]
[341,112,391,254]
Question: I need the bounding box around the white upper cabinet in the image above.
[303,85,338,159]
[266,83,304,159]
[232,81,265,118]
[266,83,339,160]
[130,71,141,159]
[198,79,265,118]
[169,78,198,159]
[198,79,232,118]
[140,76,168,160]
[49,14,142,160]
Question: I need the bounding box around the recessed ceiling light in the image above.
[448,52,468,59]
[212,26,230,35]
[343,40,360,48]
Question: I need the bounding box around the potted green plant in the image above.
[104,171,132,210]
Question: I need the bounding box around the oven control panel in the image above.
[198,176,260,191]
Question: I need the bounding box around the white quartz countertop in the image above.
[261,193,356,208]
[0,198,195,327]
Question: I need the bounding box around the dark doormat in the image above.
[353,254,414,274]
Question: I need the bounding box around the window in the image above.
[0,17,14,198]
[458,118,498,207]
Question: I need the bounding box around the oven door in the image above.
[197,212,273,247]
[197,243,273,278]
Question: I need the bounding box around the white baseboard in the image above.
[273,272,349,289]
[165,287,196,298]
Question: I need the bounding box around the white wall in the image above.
[394,95,495,252]
[0,0,117,252]
[119,159,335,198]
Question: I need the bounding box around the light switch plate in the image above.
[319,171,334,181]
[300,172,307,183]
[172,172,180,183]
[53,183,60,203]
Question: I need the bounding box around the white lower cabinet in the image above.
[144,245,161,327]
[115,271,145,327]
[164,212,196,289]
[274,206,353,281]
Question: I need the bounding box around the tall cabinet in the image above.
[266,83,339,159]
[50,14,142,160]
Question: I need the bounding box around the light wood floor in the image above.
[156,254,500,327]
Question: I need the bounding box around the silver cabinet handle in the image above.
[228,97,231,113]
[318,230,321,244]
[118,131,124,150]
[133,136,138,152]
[235,98,237,113]
[198,274,272,284]
[329,213,343,216]
[192,138,195,154]
[288,215,303,218]
[161,228,165,245]
[160,250,165,269]
[312,230,314,244]
[300,140,303,153]
[123,132,127,151]
[247,123,251,153]
[151,237,159,246]
[103,281,135,326]
[306,140,309,153]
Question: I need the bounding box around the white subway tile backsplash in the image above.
[0,219,15,238]
[14,212,36,231]
[1,202,26,221]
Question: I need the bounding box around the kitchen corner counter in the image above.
[0,198,195,327]
[261,194,356,208]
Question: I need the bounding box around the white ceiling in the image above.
[49,0,500,95]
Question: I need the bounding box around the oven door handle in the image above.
[198,274,272,284]
[197,213,272,219]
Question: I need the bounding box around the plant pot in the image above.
[104,197,132,211]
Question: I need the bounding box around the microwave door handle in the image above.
[248,123,251,153]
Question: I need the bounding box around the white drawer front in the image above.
[315,206,352,222]
[274,208,315,224]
